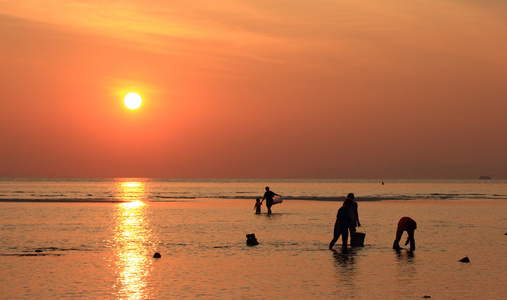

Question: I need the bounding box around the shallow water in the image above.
[1,198,506,299]
[2,178,506,202]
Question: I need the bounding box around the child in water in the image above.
[254,198,262,214]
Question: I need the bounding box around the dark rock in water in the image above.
[459,256,470,263]
[34,249,43,253]
[246,233,259,246]
[153,252,161,258]
[423,296,431,298]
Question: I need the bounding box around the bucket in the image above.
[352,232,365,247]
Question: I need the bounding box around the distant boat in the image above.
[479,175,492,180]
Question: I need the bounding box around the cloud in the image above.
[1,0,506,178]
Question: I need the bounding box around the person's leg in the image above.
[267,201,272,214]
[407,230,415,251]
[393,227,403,249]
[330,221,341,249]
[329,233,341,249]
[342,231,349,248]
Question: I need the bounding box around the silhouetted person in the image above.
[393,217,417,251]
[344,193,361,245]
[329,205,351,250]
[261,186,279,215]
[254,198,262,214]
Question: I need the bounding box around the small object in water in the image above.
[459,256,470,263]
[153,252,161,258]
[423,296,431,298]
[246,233,259,246]
[352,232,366,247]
[34,249,43,253]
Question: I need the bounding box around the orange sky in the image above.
[1,0,506,179]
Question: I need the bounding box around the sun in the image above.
[124,92,142,110]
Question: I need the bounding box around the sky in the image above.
[1,0,506,179]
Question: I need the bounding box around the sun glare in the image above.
[124,92,142,110]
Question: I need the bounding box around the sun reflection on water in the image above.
[112,180,154,300]
[115,181,147,202]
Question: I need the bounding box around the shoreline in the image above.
[1,197,506,203]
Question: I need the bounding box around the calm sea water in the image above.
[1,179,506,299]
[1,178,507,202]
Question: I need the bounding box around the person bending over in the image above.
[393,216,417,251]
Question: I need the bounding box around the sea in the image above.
[1,178,506,299]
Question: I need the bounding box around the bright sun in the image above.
[124,92,142,110]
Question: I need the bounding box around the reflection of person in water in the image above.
[393,217,417,251]
[329,204,352,249]
[261,186,279,215]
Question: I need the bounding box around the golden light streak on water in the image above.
[115,180,147,202]
[113,180,153,299]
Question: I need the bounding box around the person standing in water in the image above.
[254,198,262,214]
[393,217,417,251]
[261,186,279,215]
[329,203,352,250]
[344,193,361,245]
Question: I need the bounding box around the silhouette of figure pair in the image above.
[329,193,361,249]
